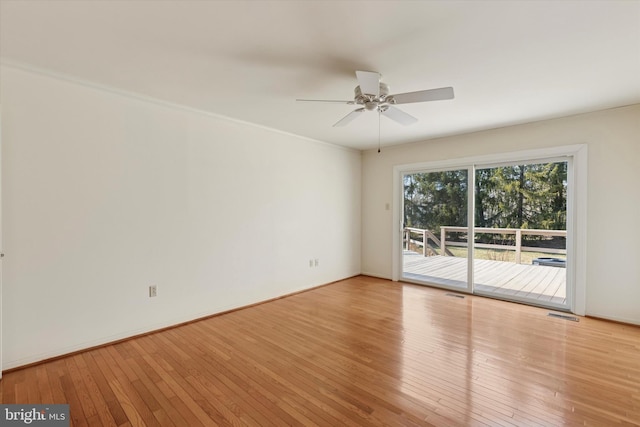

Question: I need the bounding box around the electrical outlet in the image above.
[149,285,157,297]
[314,259,319,267]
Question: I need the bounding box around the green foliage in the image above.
[404,162,567,238]
[404,170,468,233]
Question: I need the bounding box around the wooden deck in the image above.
[403,251,567,305]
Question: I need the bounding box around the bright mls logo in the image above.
[1,405,69,426]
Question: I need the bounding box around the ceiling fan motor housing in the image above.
[354,82,391,110]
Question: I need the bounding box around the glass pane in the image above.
[402,169,469,289]
[473,162,568,307]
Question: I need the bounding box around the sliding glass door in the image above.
[473,161,568,309]
[402,169,471,291]
[399,157,571,311]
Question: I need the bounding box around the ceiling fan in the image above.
[297,70,454,127]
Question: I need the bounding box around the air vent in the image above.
[548,312,579,322]
[445,293,465,299]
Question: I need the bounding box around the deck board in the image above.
[403,251,567,305]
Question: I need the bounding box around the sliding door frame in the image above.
[400,165,474,294]
[471,156,572,311]
[392,144,587,315]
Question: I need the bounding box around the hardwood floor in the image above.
[2,276,639,426]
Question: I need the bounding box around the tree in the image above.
[403,170,467,233]
[404,161,567,240]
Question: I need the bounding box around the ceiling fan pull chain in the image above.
[378,109,381,153]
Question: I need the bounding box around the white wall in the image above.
[362,104,640,325]
[0,65,361,369]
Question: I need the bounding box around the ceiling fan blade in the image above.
[296,99,354,104]
[333,108,365,127]
[356,71,380,97]
[390,87,454,104]
[381,106,418,126]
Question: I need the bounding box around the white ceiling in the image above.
[1,0,639,150]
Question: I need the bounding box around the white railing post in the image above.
[515,229,522,264]
[404,229,408,250]
[441,227,447,256]
[423,229,427,256]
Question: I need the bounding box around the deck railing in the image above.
[404,226,566,264]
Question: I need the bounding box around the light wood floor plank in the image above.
[2,276,639,426]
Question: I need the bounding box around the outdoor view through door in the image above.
[403,169,470,289]
[402,160,568,310]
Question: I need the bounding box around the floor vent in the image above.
[445,293,465,299]
[548,312,579,322]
